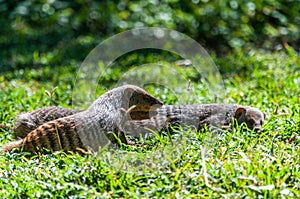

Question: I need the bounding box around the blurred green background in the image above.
[1,0,299,73]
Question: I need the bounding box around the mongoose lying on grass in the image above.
[123,104,265,138]
[2,85,265,154]
[10,104,264,140]
[2,85,163,153]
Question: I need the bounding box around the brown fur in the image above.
[3,85,163,153]
[2,118,83,153]
[13,106,81,138]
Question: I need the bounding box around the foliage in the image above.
[1,0,300,71]
[0,50,299,198]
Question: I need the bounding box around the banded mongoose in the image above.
[124,104,265,138]
[8,104,264,141]
[7,102,264,147]
[2,85,163,153]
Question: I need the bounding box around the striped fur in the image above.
[3,86,264,154]
[2,85,163,153]
[13,106,81,139]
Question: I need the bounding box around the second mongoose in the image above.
[123,104,265,138]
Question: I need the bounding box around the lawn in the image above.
[0,48,299,198]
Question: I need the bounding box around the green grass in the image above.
[0,49,299,198]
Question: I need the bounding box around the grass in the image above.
[0,48,299,198]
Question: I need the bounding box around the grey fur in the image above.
[4,85,163,153]
[123,104,265,138]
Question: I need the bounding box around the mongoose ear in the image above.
[235,107,246,119]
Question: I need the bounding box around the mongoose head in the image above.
[234,107,265,132]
